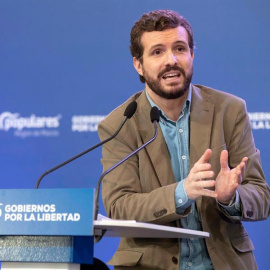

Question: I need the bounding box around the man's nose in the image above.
[165,52,178,66]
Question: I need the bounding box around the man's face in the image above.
[133,26,194,99]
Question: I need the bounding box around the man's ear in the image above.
[133,57,143,76]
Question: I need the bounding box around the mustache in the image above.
[158,66,185,79]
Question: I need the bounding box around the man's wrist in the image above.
[217,191,242,217]
[217,193,236,206]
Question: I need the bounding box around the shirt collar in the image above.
[145,85,192,123]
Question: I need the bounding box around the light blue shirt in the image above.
[146,87,241,270]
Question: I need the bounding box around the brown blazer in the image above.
[98,84,270,270]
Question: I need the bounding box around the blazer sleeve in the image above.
[222,99,270,221]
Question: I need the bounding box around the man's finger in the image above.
[220,150,229,171]
[201,189,218,198]
[197,180,216,188]
[198,149,212,164]
[192,163,212,173]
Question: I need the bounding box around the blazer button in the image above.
[172,256,178,264]
[154,208,168,218]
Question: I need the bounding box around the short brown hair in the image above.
[130,10,194,83]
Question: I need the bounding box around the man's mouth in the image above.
[162,71,181,80]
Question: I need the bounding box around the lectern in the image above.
[0,189,209,269]
[0,189,94,269]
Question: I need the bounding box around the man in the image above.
[98,10,270,270]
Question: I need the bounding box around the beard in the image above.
[142,65,193,99]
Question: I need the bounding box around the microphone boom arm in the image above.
[94,120,158,220]
[35,116,129,189]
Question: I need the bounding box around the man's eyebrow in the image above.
[174,40,188,46]
[149,40,188,50]
[149,44,164,50]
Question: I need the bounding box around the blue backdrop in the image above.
[1,0,269,268]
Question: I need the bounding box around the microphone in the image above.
[94,106,160,221]
[35,101,137,189]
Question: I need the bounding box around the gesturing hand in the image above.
[216,150,248,205]
[184,149,217,200]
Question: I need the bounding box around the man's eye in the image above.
[177,47,184,52]
[153,50,162,55]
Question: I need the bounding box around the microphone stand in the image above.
[94,120,159,221]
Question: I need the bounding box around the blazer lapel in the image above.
[190,85,215,168]
[190,85,215,211]
[135,91,175,187]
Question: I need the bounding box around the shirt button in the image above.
[179,129,183,133]
[182,155,186,160]
[178,199,183,204]
[188,262,193,267]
